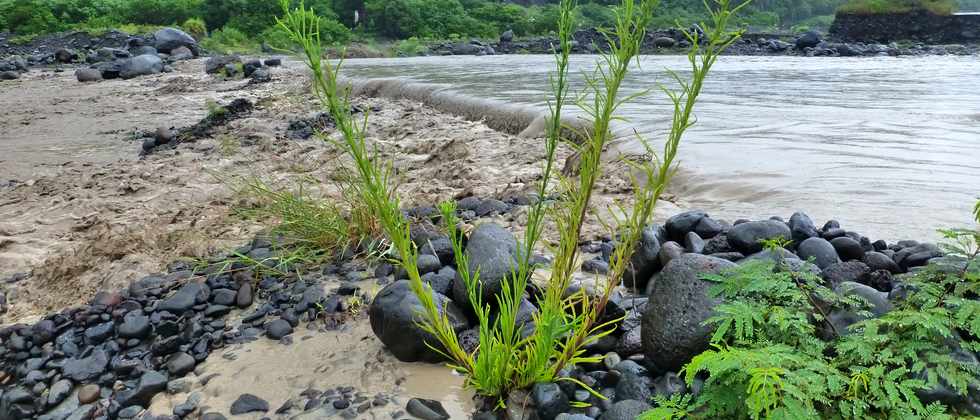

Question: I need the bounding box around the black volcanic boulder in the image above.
[797,237,840,269]
[642,254,736,371]
[154,27,197,54]
[727,220,791,254]
[622,225,663,291]
[451,223,520,306]
[665,210,706,241]
[370,280,468,362]
[796,30,821,49]
[120,54,163,79]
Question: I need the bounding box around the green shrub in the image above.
[838,0,957,15]
[118,0,202,26]
[527,4,561,35]
[182,17,207,39]
[575,2,617,29]
[200,26,259,53]
[393,36,427,56]
[203,0,338,35]
[1,0,62,34]
[467,2,532,36]
[642,209,980,419]
[364,0,490,39]
[790,14,835,33]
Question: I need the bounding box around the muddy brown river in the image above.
[341,55,980,240]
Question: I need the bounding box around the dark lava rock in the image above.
[422,266,456,296]
[702,234,732,254]
[211,289,237,306]
[642,254,736,371]
[417,254,442,275]
[369,280,468,362]
[684,232,705,254]
[117,312,151,339]
[825,281,894,337]
[788,211,819,243]
[658,241,686,268]
[727,220,791,254]
[205,55,241,74]
[62,349,110,382]
[615,371,651,402]
[120,54,163,79]
[154,27,197,53]
[895,243,942,271]
[0,70,19,80]
[475,198,509,216]
[230,394,269,415]
[32,319,58,344]
[236,282,253,308]
[420,236,454,266]
[797,237,840,269]
[75,68,102,82]
[652,372,686,398]
[531,382,568,420]
[864,251,901,274]
[243,59,262,77]
[47,379,73,406]
[166,352,196,376]
[831,236,865,261]
[582,258,610,275]
[451,223,520,305]
[796,30,821,49]
[265,319,293,340]
[599,400,651,420]
[665,210,706,241]
[694,217,724,239]
[158,282,209,313]
[623,225,663,290]
[264,58,282,66]
[116,370,168,407]
[822,261,871,286]
[406,398,449,420]
[85,321,115,343]
[118,405,143,418]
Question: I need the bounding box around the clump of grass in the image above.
[233,176,353,255]
[217,134,240,156]
[837,0,956,16]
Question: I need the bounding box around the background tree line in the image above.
[2,0,979,45]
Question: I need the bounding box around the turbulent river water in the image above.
[342,55,980,241]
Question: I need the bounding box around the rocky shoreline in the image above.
[427,27,980,58]
[0,194,965,419]
[2,23,979,85]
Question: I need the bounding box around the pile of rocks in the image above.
[140,98,254,154]
[203,55,280,83]
[73,28,200,83]
[0,234,372,419]
[368,201,972,419]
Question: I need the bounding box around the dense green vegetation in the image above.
[838,0,958,15]
[4,0,980,47]
[642,208,980,419]
[1,0,846,47]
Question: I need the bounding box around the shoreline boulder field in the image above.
[0,193,968,419]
